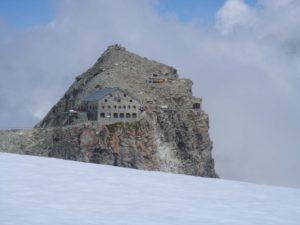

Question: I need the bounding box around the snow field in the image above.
[1,153,300,225]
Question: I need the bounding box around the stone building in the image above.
[83,87,142,123]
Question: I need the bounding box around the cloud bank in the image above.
[0,0,299,188]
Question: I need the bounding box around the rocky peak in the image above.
[36,44,196,128]
[1,44,218,178]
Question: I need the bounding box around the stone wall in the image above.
[86,89,142,124]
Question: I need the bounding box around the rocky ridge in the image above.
[0,45,218,178]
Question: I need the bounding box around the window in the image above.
[100,113,105,118]
[126,113,131,118]
[118,105,121,109]
[120,113,124,118]
[193,103,200,109]
[129,99,133,102]
[133,105,136,109]
[128,105,131,109]
[117,99,121,102]
[108,105,111,109]
[113,113,118,118]
[132,113,137,118]
[104,99,108,102]
[114,105,117,109]
[102,106,105,109]
[124,94,127,97]
[123,105,126,109]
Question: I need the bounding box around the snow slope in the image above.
[1,153,300,225]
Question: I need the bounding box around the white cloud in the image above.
[0,0,300,188]
[216,0,254,34]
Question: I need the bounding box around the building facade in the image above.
[84,87,142,123]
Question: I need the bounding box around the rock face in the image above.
[0,45,218,178]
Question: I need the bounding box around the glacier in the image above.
[1,153,300,225]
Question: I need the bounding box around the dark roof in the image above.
[84,87,118,102]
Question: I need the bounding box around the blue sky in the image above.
[0,0,257,28]
[0,0,54,28]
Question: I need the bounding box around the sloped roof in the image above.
[84,87,118,102]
